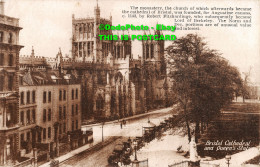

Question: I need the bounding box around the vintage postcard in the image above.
[0,0,259,167]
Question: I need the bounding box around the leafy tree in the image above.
[166,34,243,143]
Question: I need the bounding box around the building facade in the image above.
[18,65,83,157]
[0,1,23,165]
[67,3,169,122]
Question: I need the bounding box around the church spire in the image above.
[31,46,35,57]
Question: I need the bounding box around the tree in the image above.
[242,67,252,102]
[166,34,243,143]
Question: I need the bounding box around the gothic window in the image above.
[146,45,149,59]
[151,44,154,58]
[117,46,120,58]
[97,72,103,84]
[79,26,82,33]
[96,94,104,111]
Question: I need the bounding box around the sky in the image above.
[4,0,260,83]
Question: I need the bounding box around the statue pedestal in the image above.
[188,160,200,167]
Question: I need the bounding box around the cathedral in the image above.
[61,3,170,122]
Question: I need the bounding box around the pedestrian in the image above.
[120,122,122,129]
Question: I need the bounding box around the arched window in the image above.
[96,94,104,111]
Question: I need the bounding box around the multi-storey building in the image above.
[18,54,83,156]
[0,1,23,165]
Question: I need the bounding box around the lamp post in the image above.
[101,122,105,142]
[133,140,138,161]
[132,139,139,167]
[225,155,231,167]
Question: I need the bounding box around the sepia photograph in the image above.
[0,0,259,166]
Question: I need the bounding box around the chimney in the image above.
[0,0,4,15]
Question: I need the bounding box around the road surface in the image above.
[60,107,174,167]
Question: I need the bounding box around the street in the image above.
[60,107,174,167]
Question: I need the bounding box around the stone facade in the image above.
[68,3,169,122]
[18,67,84,158]
[0,1,23,165]
[18,3,170,123]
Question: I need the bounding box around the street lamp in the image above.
[133,139,138,161]
[101,122,105,142]
[225,155,231,167]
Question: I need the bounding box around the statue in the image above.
[189,134,198,162]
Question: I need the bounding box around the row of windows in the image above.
[59,88,79,101]
[43,91,51,103]
[43,109,52,122]
[71,89,79,100]
[20,109,36,125]
[0,53,14,66]
[21,127,52,145]
[0,31,14,44]
[59,90,66,101]
[20,90,36,105]
[58,120,79,134]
